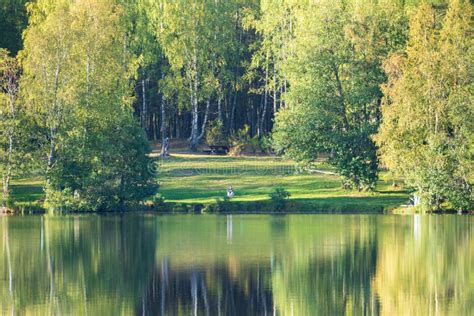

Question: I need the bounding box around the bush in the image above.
[172,203,189,213]
[205,119,227,146]
[269,188,291,212]
[229,125,250,156]
[228,125,273,155]
[215,196,233,212]
[201,203,217,213]
[45,114,158,212]
[259,135,274,154]
[151,193,165,210]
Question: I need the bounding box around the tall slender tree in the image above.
[0,49,21,208]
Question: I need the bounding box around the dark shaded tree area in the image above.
[0,0,29,55]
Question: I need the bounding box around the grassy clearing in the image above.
[10,178,44,204]
[156,154,409,212]
[5,153,409,213]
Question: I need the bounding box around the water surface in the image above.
[0,214,472,315]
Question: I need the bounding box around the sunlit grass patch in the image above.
[156,154,408,211]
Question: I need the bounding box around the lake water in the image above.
[0,214,472,315]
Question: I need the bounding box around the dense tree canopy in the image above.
[20,0,157,212]
[273,0,409,190]
[375,0,473,211]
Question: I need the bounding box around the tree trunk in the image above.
[257,94,263,137]
[2,137,12,207]
[2,96,15,208]
[160,82,168,156]
[332,63,349,131]
[175,109,180,139]
[189,79,199,151]
[273,67,277,115]
[230,93,237,133]
[141,77,147,131]
[217,98,222,122]
[197,98,210,141]
[46,62,62,179]
[188,52,200,151]
[259,66,269,136]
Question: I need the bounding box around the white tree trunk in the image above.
[1,65,18,208]
[273,67,277,114]
[259,65,269,136]
[189,53,200,151]
[47,62,62,174]
[141,78,147,130]
[160,91,168,157]
[198,98,210,141]
[189,78,199,151]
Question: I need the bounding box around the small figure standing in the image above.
[227,185,234,198]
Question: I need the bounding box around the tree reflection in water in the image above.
[0,214,472,315]
[137,261,273,315]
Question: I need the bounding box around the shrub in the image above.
[259,135,274,154]
[205,119,227,146]
[269,188,291,212]
[151,193,165,210]
[215,196,233,212]
[229,126,273,155]
[45,115,158,212]
[172,203,189,213]
[229,125,250,156]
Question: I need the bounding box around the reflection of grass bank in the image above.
[157,154,408,213]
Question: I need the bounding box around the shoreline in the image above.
[4,200,471,215]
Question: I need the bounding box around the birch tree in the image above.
[22,0,157,212]
[375,0,473,211]
[244,0,297,136]
[0,50,21,209]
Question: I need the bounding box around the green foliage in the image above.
[259,135,274,154]
[375,0,473,212]
[0,49,35,208]
[215,196,233,213]
[269,187,291,212]
[45,114,158,212]
[151,192,165,208]
[1,0,470,214]
[21,0,157,212]
[246,135,272,155]
[229,124,251,156]
[205,119,227,146]
[272,0,409,191]
[146,0,252,149]
[329,129,379,191]
[171,203,190,213]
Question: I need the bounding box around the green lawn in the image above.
[10,178,44,204]
[156,154,409,212]
[6,154,409,213]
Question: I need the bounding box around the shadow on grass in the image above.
[11,182,44,203]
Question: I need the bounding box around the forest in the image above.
[0,0,472,213]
